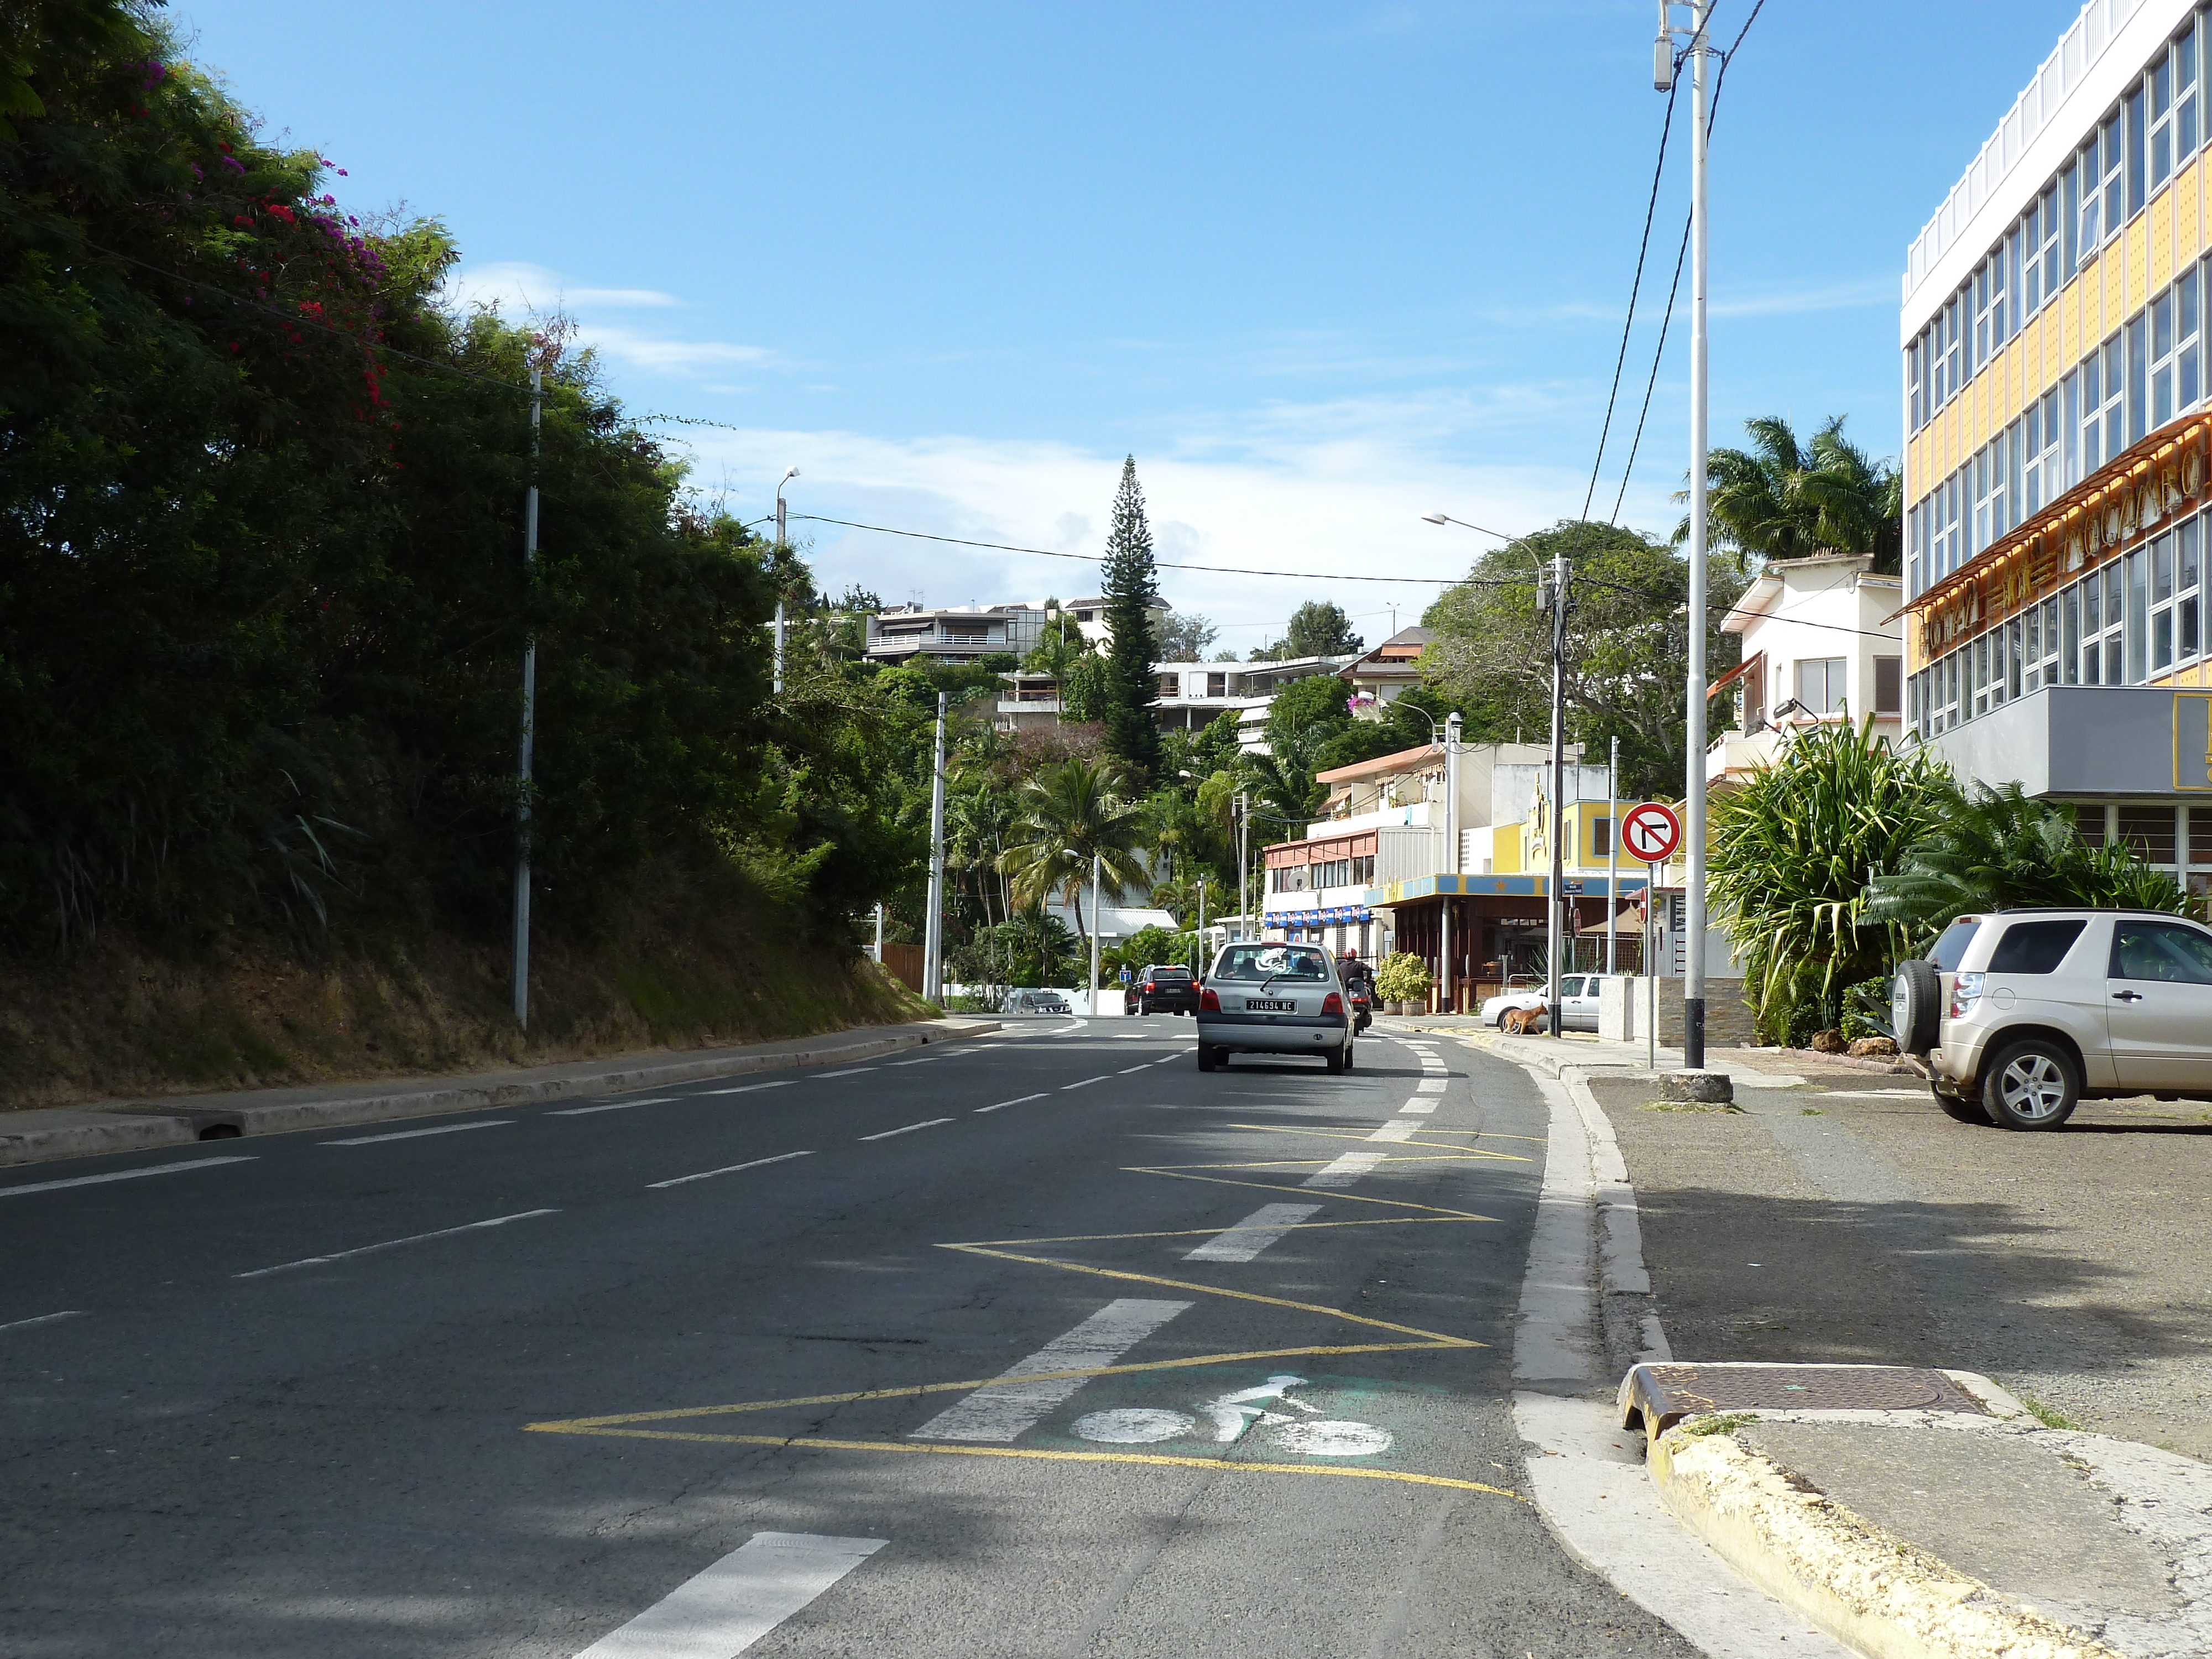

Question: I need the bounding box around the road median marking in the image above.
[1184,1202,1322,1261]
[575,1530,887,1658]
[324,1120,512,1146]
[551,1097,677,1117]
[235,1208,558,1279]
[911,1299,1191,1442]
[649,1150,814,1188]
[0,1156,255,1198]
[974,1093,1046,1113]
[859,1118,953,1142]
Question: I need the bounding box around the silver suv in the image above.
[1891,909,2212,1129]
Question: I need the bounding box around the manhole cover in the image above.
[1620,1363,1989,1443]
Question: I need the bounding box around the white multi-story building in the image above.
[1147,655,1358,753]
[1705,554,1906,784]
[1901,0,2212,894]
[867,596,1168,667]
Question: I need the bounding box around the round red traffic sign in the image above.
[1621,801,1682,864]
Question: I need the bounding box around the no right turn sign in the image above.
[1621,801,1682,864]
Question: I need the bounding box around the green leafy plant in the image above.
[1707,718,1952,1043]
[1373,951,1431,1004]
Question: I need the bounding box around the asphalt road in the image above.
[2,1018,1697,1658]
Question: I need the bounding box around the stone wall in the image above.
[1599,975,1754,1047]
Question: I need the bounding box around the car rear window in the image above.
[1214,945,1330,982]
[1929,917,1983,972]
[1986,919,2086,975]
[1151,967,1191,980]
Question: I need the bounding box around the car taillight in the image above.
[1200,987,1220,1012]
[1142,981,1155,993]
[1321,992,1344,1015]
[1949,971,1985,1019]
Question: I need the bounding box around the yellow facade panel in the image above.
[2060,273,2079,364]
[2152,191,2173,291]
[2129,215,2148,314]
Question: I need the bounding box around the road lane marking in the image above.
[0,1156,256,1198]
[1305,1151,1386,1187]
[889,1055,942,1066]
[701,1081,797,1097]
[1151,1055,1180,1065]
[1366,1120,1420,1142]
[1117,1065,1151,1074]
[1128,1166,1493,1219]
[551,1098,677,1117]
[816,1067,879,1078]
[974,1093,1046,1113]
[234,1209,558,1279]
[574,1531,888,1658]
[859,1118,953,1141]
[650,1150,814,1189]
[1416,1078,1447,1092]
[1400,1100,1436,1114]
[1183,1203,1322,1262]
[1061,1075,1110,1090]
[0,1310,88,1333]
[909,1298,1191,1442]
[324,1120,512,1146]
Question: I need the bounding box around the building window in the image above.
[2127,87,2148,220]
[1592,816,1613,857]
[2026,598,2062,688]
[2119,806,2178,864]
[2083,336,2125,473]
[2129,547,2151,682]
[2129,315,2151,447]
[2152,268,2202,428]
[1973,251,2007,366]
[1796,657,1846,714]
[2022,388,2062,512]
[2180,517,2203,664]
[1874,655,1902,716]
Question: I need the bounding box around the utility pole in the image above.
[1196,877,1207,976]
[922,691,948,1003]
[1656,0,1712,1069]
[1543,551,1568,1038]
[774,467,798,696]
[1606,734,1620,977]
[512,363,542,1029]
[1442,711,1461,1015]
[1087,851,1103,1018]
[1236,790,1250,942]
[873,902,885,964]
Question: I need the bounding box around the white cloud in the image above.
[1708,278,1893,319]
[439,262,774,379]
[668,415,1671,643]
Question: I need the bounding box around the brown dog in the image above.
[1500,1005,1550,1035]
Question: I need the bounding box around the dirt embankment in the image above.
[0,925,928,1110]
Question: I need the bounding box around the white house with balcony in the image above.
[1705,553,1906,786]
[1147,654,1358,753]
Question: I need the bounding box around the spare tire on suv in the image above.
[1890,959,1941,1056]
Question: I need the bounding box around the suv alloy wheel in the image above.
[1980,1037,2081,1130]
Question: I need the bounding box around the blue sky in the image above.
[176,0,2083,653]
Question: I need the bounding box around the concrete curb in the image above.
[0,1020,1000,1169]
[1647,1416,2122,1659]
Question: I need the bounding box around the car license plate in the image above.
[1244,999,1296,1012]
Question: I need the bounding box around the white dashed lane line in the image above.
[1117,1065,1151,1074]
[910,1299,1191,1442]
[816,1067,879,1079]
[573,1531,888,1659]
[550,1097,677,1117]
[1183,1202,1322,1262]
[0,1156,256,1198]
[859,1118,953,1142]
[1304,1151,1386,1189]
[974,1093,1047,1114]
[1400,1100,1436,1115]
[649,1150,815,1190]
[1366,1120,1420,1142]
[324,1121,511,1146]
[1416,1078,1447,1093]
[234,1208,559,1280]
[0,1310,88,1334]
[700,1080,796,1097]
[1060,1076,1110,1091]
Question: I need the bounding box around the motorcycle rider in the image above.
[1338,948,1376,1032]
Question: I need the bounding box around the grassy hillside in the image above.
[0,921,930,1109]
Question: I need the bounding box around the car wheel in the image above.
[1343,1040,1355,1073]
[1932,1086,1991,1125]
[1891,961,1942,1056]
[1324,1045,1345,1075]
[1980,1039,2080,1130]
[1197,1043,1220,1073]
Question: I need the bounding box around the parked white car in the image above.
[1480,975,1603,1032]
[1892,907,2212,1129]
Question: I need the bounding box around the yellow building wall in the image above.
[1491,823,1520,874]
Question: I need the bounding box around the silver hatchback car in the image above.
[1196,942,1355,1073]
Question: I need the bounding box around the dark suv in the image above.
[1129,963,1200,1015]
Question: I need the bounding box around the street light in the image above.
[773,467,799,695]
[1420,512,1517,540]
[1064,846,1102,1016]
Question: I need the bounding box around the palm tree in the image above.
[1865,783,2188,947]
[1677,415,1902,573]
[997,758,1150,953]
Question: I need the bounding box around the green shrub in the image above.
[1373,952,1431,1004]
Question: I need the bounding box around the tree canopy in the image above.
[1682,415,1902,573]
[1097,457,1162,779]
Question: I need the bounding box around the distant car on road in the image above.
[1479,975,1603,1032]
[1196,942,1355,1074]
[1003,989,1072,1015]
[1892,907,2212,1129]
[1128,963,1199,1015]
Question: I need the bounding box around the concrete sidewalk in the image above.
[1471,1022,2212,1659]
[0,1016,1000,1170]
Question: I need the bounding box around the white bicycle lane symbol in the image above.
[1071,1373,1392,1458]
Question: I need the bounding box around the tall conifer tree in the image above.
[1098,457,1163,779]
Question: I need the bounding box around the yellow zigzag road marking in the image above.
[528,1342,1449,1431]
[953,1216,1484,1247]
[1121,1166,1491,1218]
[936,1244,1479,1347]
[1225,1123,1532,1158]
[523,1423,1524,1501]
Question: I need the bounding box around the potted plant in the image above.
[1373,952,1431,1015]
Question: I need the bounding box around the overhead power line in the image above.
[1583,70,1682,520]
